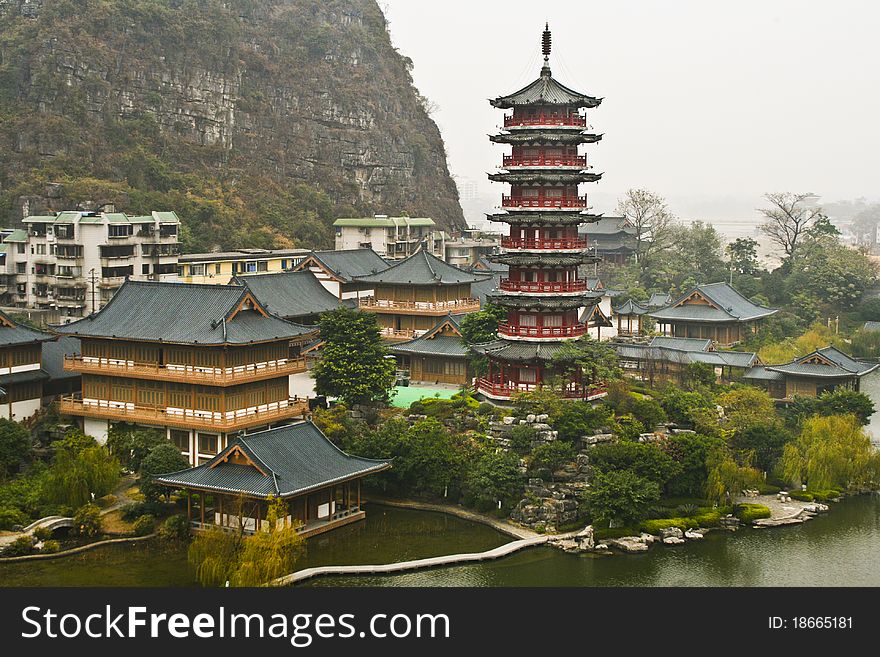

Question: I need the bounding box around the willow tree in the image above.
[780,414,880,491]
[704,450,761,506]
[44,434,119,508]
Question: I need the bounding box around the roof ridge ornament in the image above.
[541,23,552,77]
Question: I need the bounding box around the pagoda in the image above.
[475,24,605,401]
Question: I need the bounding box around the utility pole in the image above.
[88,268,99,315]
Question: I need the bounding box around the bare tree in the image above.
[759,192,824,263]
[615,188,675,279]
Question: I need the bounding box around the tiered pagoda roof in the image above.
[488,171,602,185]
[489,252,599,267]
[490,68,601,109]
[355,247,490,286]
[54,280,312,344]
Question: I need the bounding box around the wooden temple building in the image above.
[54,280,313,464]
[613,298,650,337]
[743,346,878,400]
[353,247,489,341]
[474,25,605,400]
[389,314,470,385]
[155,421,391,537]
[0,310,54,421]
[649,282,777,347]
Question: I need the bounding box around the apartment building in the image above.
[332,215,446,259]
[1,210,180,320]
[177,248,310,285]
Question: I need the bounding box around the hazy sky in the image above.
[382,0,880,223]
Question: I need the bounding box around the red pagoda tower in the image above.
[475,24,604,401]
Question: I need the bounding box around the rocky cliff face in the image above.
[0,0,465,250]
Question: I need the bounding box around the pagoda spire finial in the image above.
[541,23,552,77]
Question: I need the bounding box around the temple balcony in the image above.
[477,377,604,400]
[502,196,587,209]
[504,114,586,128]
[500,237,588,250]
[59,394,309,431]
[502,154,586,168]
[499,279,587,294]
[378,327,427,341]
[360,297,481,315]
[63,355,307,385]
[497,322,588,339]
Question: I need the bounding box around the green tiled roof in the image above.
[491,65,601,109]
[300,249,390,283]
[472,339,569,362]
[155,421,391,498]
[489,292,599,311]
[128,215,156,223]
[650,282,777,323]
[53,211,81,224]
[613,299,649,315]
[104,212,130,224]
[24,215,56,223]
[3,229,27,242]
[0,310,54,346]
[235,270,342,321]
[153,211,180,223]
[765,346,878,379]
[53,280,311,345]
[355,248,489,286]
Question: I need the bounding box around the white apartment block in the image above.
[332,215,446,259]
[0,210,180,321]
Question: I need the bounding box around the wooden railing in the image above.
[503,155,586,168]
[59,395,309,431]
[360,297,481,314]
[502,196,587,209]
[504,114,586,128]
[499,279,587,294]
[477,378,604,400]
[497,322,588,339]
[501,237,588,250]
[64,355,307,384]
[378,327,425,340]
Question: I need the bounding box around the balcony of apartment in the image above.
[497,322,588,339]
[63,355,308,385]
[359,297,481,315]
[500,236,588,251]
[499,279,588,294]
[59,394,309,432]
[501,195,587,210]
[502,154,586,168]
[503,114,586,128]
[477,377,604,400]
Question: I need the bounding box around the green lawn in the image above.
[390,385,458,408]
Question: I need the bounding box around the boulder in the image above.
[639,533,655,545]
[659,526,684,540]
[684,530,704,540]
[607,537,649,553]
[663,536,686,546]
[536,414,549,422]
[502,416,516,425]
[526,414,536,423]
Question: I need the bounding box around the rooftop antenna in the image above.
[541,22,552,76]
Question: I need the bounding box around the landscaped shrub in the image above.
[640,517,697,534]
[477,403,496,417]
[40,539,61,553]
[120,501,167,521]
[507,425,537,453]
[159,514,191,542]
[676,503,699,517]
[132,514,156,536]
[71,503,102,537]
[33,526,53,542]
[808,489,842,502]
[3,535,35,556]
[735,503,771,523]
[756,483,781,495]
[0,507,27,530]
[789,491,814,502]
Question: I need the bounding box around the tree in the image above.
[759,192,824,265]
[550,401,611,442]
[780,414,880,490]
[462,450,523,511]
[139,443,189,502]
[665,433,725,497]
[586,470,661,526]
[730,423,792,473]
[552,336,622,390]
[704,450,761,506]
[616,188,675,283]
[588,441,681,489]
[45,435,120,508]
[661,388,713,426]
[530,441,575,480]
[106,424,165,471]
[784,236,876,310]
[814,389,875,425]
[654,221,727,291]
[726,237,760,275]
[71,503,102,537]
[459,303,506,346]
[312,307,396,406]
[0,418,31,480]
[716,388,777,432]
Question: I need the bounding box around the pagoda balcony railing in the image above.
[501,237,588,250]
[503,114,586,128]
[499,279,588,294]
[477,377,604,400]
[360,297,481,314]
[497,322,588,339]
[502,155,586,168]
[501,196,587,209]
[59,394,309,431]
[63,355,308,385]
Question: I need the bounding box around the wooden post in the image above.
[357,480,361,510]
[200,493,205,526]
[219,496,223,527]
[187,491,192,521]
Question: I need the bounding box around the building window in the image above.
[281,260,288,270]
[17,243,25,254]
[198,433,218,454]
[15,263,26,274]
[142,264,150,275]
[170,430,190,453]
[108,224,133,238]
[257,261,268,272]
[215,263,221,274]
[190,264,206,276]
[519,368,537,383]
